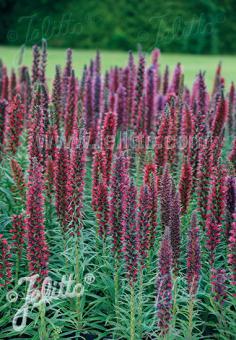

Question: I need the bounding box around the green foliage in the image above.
[1,0,236,53]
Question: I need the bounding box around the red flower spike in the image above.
[10,159,26,198]
[197,135,213,228]
[179,156,192,214]
[229,138,236,173]
[26,158,49,279]
[10,213,26,260]
[6,94,24,154]
[101,111,117,184]
[228,213,236,290]
[137,184,152,266]
[0,234,12,287]
[160,166,173,229]
[109,153,129,256]
[211,268,227,303]
[55,144,70,233]
[169,192,181,272]
[187,212,201,296]
[143,162,158,247]
[66,129,86,235]
[121,178,139,285]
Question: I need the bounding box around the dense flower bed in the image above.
[0,42,235,339]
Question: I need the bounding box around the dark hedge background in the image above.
[1,0,236,54]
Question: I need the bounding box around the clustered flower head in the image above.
[225,176,236,239]
[169,191,181,272]
[155,106,170,174]
[121,177,139,285]
[52,65,62,133]
[26,157,49,279]
[0,99,8,149]
[66,128,86,235]
[55,143,70,233]
[197,135,214,228]
[10,159,26,199]
[179,156,192,214]
[143,162,158,247]
[160,165,173,229]
[65,70,78,143]
[211,268,227,303]
[228,82,235,135]
[101,111,117,183]
[10,213,26,260]
[132,53,145,129]
[205,163,227,264]
[6,94,24,154]
[229,138,236,173]
[109,152,129,256]
[187,212,201,296]
[92,149,106,210]
[0,234,12,287]
[137,184,151,266]
[228,213,236,290]
[91,148,110,239]
[212,89,227,138]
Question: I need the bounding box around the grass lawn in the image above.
[0,45,235,89]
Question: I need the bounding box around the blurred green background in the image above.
[1,0,236,54]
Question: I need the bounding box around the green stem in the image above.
[39,302,47,340]
[95,219,99,256]
[63,237,68,271]
[102,235,106,257]
[130,285,135,340]
[75,237,81,328]
[172,275,178,327]
[188,296,194,339]
[114,258,119,323]
[137,269,143,339]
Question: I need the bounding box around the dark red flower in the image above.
[212,89,227,137]
[26,158,49,279]
[109,153,129,256]
[101,111,117,183]
[32,45,40,84]
[10,213,26,260]
[65,70,78,143]
[211,268,227,303]
[137,184,152,266]
[0,234,12,287]
[160,166,173,229]
[205,164,227,264]
[122,178,139,285]
[132,54,145,129]
[197,135,213,228]
[179,156,192,214]
[228,82,235,135]
[6,94,24,154]
[66,128,86,235]
[10,159,26,200]
[229,138,236,173]
[187,212,201,296]
[144,162,158,247]
[228,213,236,290]
[169,192,181,272]
[155,106,170,174]
[55,143,70,233]
[52,65,62,133]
